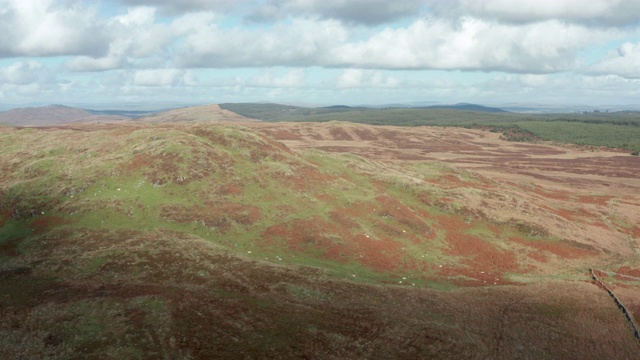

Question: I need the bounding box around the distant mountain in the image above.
[421,103,509,113]
[86,109,163,118]
[0,105,127,126]
[322,105,352,109]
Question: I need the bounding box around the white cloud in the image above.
[115,0,640,28]
[66,6,175,72]
[0,62,66,102]
[175,18,349,67]
[132,69,196,86]
[426,0,640,27]
[248,0,425,25]
[249,68,306,87]
[331,18,616,73]
[0,0,109,58]
[336,69,400,88]
[484,74,571,92]
[1,0,638,107]
[474,72,640,106]
[0,61,44,85]
[588,42,640,79]
[118,0,244,15]
[0,83,42,98]
[580,74,640,95]
[66,54,128,72]
[55,1,631,77]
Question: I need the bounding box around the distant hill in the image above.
[219,103,370,121]
[0,105,127,126]
[139,104,255,123]
[322,105,352,109]
[219,102,510,122]
[421,103,509,113]
[86,109,163,118]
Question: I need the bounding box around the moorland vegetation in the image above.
[220,103,640,152]
[1,106,639,358]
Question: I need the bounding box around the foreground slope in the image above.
[1,120,640,358]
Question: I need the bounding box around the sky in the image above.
[0,0,639,109]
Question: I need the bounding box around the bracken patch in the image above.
[437,215,521,285]
[375,195,431,233]
[509,236,596,259]
[261,217,406,272]
[31,216,70,233]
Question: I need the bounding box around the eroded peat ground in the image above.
[1,119,639,358]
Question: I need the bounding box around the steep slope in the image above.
[1,121,639,358]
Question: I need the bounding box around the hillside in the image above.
[0,105,127,126]
[1,119,640,358]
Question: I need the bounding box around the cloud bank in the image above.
[0,0,638,106]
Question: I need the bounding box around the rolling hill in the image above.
[0,105,128,126]
[1,107,640,358]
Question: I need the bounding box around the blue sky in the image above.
[0,0,639,109]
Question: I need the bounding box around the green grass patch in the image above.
[464,222,497,239]
[0,220,32,244]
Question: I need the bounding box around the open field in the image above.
[1,111,640,358]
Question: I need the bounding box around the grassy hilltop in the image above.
[1,118,640,358]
